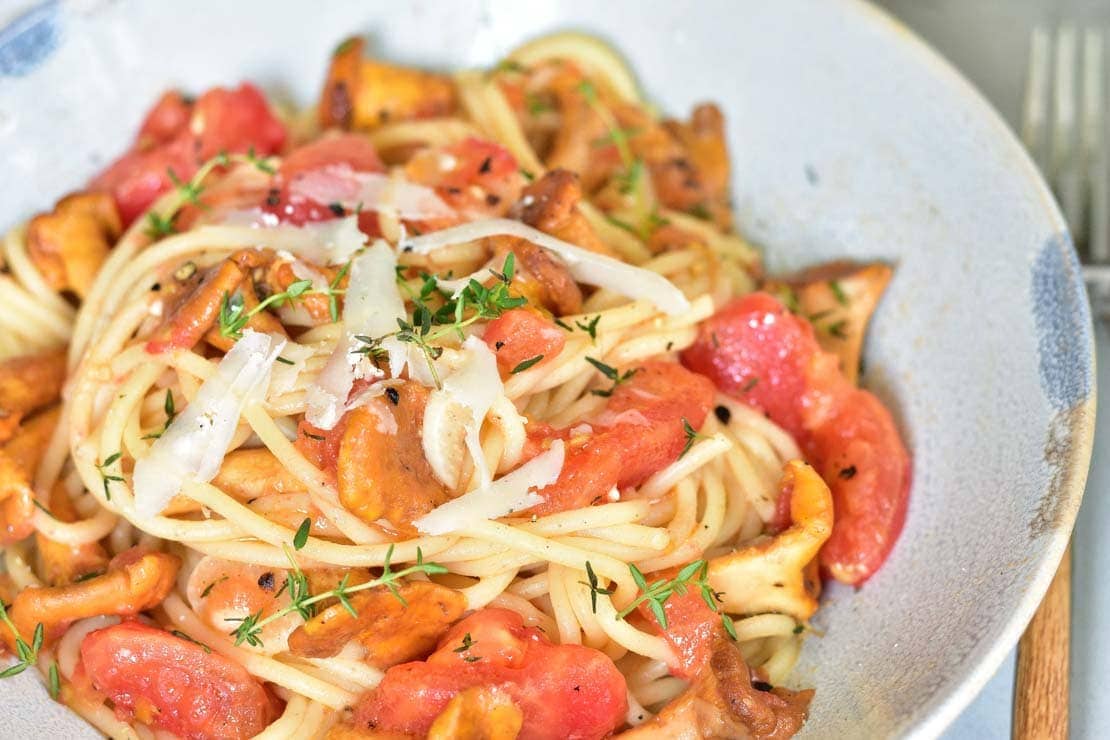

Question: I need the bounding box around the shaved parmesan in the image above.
[305,241,404,429]
[403,218,690,315]
[212,214,368,265]
[414,440,565,535]
[132,330,286,518]
[291,169,455,221]
[423,336,502,489]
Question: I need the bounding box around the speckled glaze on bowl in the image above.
[0,1,1095,737]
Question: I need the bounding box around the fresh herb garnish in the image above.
[0,602,43,679]
[293,518,312,550]
[829,280,849,306]
[142,389,177,440]
[585,357,637,397]
[96,452,124,501]
[510,355,544,374]
[217,279,313,340]
[575,315,601,342]
[826,320,848,339]
[453,632,476,652]
[228,544,447,648]
[171,630,212,653]
[353,254,526,389]
[580,561,615,613]
[144,211,177,239]
[680,418,704,458]
[47,662,60,699]
[200,575,228,599]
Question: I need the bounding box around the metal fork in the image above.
[1011,23,1106,740]
[1022,23,1110,317]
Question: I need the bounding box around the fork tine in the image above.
[1022,26,1052,171]
[1054,24,1085,245]
[1090,27,1110,264]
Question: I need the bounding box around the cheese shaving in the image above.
[132,330,286,518]
[423,336,502,489]
[290,168,455,221]
[414,440,565,535]
[305,241,403,429]
[402,218,690,315]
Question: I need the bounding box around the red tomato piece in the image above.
[680,292,822,441]
[295,417,346,478]
[637,579,718,680]
[483,309,566,375]
[529,361,715,514]
[264,133,384,233]
[682,292,911,585]
[404,137,523,226]
[91,83,285,227]
[353,608,627,740]
[80,622,278,740]
[809,389,912,584]
[137,91,192,147]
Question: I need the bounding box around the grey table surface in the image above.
[879,1,1108,738]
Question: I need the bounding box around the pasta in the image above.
[0,31,911,740]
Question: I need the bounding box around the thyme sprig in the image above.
[585,357,637,397]
[353,253,526,388]
[228,544,447,648]
[146,149,279,241]
[576,79,644,195]
[0,602,43,679]
[142,389,177,440]
[96,452,125,501]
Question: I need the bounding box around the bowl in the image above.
[0,0,1095,736]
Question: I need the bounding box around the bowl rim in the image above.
[0,0,1097,737]
[847,1,1096,737]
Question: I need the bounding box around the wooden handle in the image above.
[1013,541,1071,740]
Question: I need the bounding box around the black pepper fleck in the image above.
[257,572,275,591]
[714,405,731,425]
[752,680,774,692]
[839,465,857,480]
[385,387,400,406]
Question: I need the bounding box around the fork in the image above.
[1012,22,1099,740]
[1023,23,1110,317]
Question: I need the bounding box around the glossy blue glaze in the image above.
[0,2,60,77]
[1032,233,1094,410]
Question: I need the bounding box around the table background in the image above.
[879,2,1108,737]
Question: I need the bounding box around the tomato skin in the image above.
[681,292,820,441]
[80,622,278,740]
[809,389,912,584]
[529,361,715,514]
[354,608,627,740]
[638,580,718,680]
[91,83,286,227]
[483,309,566,375]
[264,133,384,232]
[404,137,523,226]
[682,292,911,585]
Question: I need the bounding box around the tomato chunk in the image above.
[682,292,911,584]
[353,608,627,740]
[528,361,716,514]
[91,83,286,226]
[80,622,278,740]
[483,309,566,375]
[637,576,719,680]
[264,133,384,232]
[404,137,523,226]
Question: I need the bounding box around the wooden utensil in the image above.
[1012,542,1071,739]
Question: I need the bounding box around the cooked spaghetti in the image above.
[0,32,911,739]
